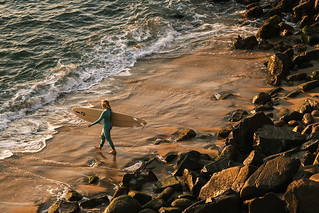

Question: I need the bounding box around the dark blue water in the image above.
[0,0,256,159]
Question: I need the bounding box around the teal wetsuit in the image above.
[91,108,114,149]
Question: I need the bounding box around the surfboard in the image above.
[72,107,147,128]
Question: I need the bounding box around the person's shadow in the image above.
[96,151,117,168]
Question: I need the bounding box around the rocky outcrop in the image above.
[104,195,142,213]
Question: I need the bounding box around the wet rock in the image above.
[173,150,211,176]
[267,53,292,81]
[242,6,264,19]
[226,112,274,154]
[65,190,82,202]
[48,201,79,213]
[138,209,157,213]
[158,207,182,213]
[128,191,152,206]
[310,70,319,80]
[256,15,282,39]
[201,158,239,178]
[284,178,319,213]
[235,0,259,5]
[314,152,319,164]
[240,156,300,199]
[217,125,233,138]
[122,169,158,190]
[298,80,319,92]
[281,111,303,123]
[247,192,287,213]
[300,139,319,152]
[88,175,99,184]
[80,195,110,209]
[153,139,171,145]
[312,109,319,116]
[286,90,301,98]
[154,176,182,193]
[303,113,314,125]
[231,165,258,193]
[298,103,313,114]
[156,187,175,201]
[259,40,274,50]
[253,102,274,112]
[183,169,206,197]
[243,150,266,167]
[233,35,258,50]
[112,186,129,198]
[293,49,319,66]
[268,87,284,97]
[293,125,305,133]
[225,109,248,122]
[254,125,306,156]
[293,0,316,20]
[104,195,142,213]
[252,92,271,105]
[219,145,240,161]
[286,73,307,81]
[279,22,295,36]
[171,198,193,210]
[143,199,168,212]
[301,21,319,45]
[199,166,242,200]
[213,91,234,100]
[171,129,196,142]
[288,120,300,127]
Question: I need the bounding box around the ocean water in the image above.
[0,0,257,160]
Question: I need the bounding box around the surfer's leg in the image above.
[105,129,116,154]
[99,129,106,148]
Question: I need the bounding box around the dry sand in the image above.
[2,40,317,212]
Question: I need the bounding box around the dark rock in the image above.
[303,113,314,125]
[268,87,284,97]
[235,0,259,5]
[288,120,300,127]
[267,0,297,16]
[112,186,129,198]
[79,195,110,209]
[88,175,99,184]
[128,191,152,206]
[226,112,274,154]
[254,124,306,156]
[217,125,233,138]
[158,207,182,213]
[298,103,313,114]
[267,75,282,86]
[213,91,234,100]
[243,150,266,167]
[240,156,300,199]
[182,200,206,213]
[231,165,258,193]
[281,111,303,123]
[302,22,319,45]
[293,0,316,20]
[286,90,301,98]
[298,80,319,92]
[300,139,319,152]
[156,187,175,201]
[225,109,248,122]
[310,70,319,80]
[171,198,193,210]
[254,102,274,112]
[154,176,182,193]
[286,73,307,81]
[173,150,211,176]
[201,158,239,178]
[259,40,274,50]
[48,201,79,213]
[293,49,319,66]
[164,152,178,163]
[65,190,82,202]
[298,15,311,28]
[312,109,319,116]
[267,53,292,80]
[274,120,286,127]
[219,145,240,161]
[143,199,168,212]
[314,152,319,164]
[194,190,241,213]
[177,194,196,200]
[284,178,319,213]
[278,107,290,117]
[279,22,295,36]
[247,192,286,213]
[252,92,271,105]
[256,15,282,40]
[138,209,157,213]
[242,6,264,19]
[104,195,141,213]
[233,35,258,50]
[199,166,242,200]
[183,169,206,197]
[121,169,158,190]
[153,139,171,145]
[172,129,196,142]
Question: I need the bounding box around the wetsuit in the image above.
[91,108,114,149]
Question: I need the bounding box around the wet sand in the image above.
[0,40,283,212]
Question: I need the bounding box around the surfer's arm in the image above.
[89,110,106,126]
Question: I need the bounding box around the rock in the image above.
[300,139,319,152]
[121,169,158,190]
[183,169,206,197]
[233,35,258,50]
[158,207,182,213]
[312,109,319,116]
[225,109,248,122]
[143,199,168,212]
[242,6,264,19]
[154,176,182,193]
[80,195,110,209]
[286,73,307,81]
[217,125,233,138]
[231,165,258,193]
[314,152,319,164]
[256,15,282,39]
[201,158,239,178]
[193,190,241,213]
[247,192,287,213]
[279,22,295,36]
[88,175,99,184]
[128,191,152,206]
[156,187,175,201]
[240,156,300,199]
[301,21,319,45]
[173,150,211,176]
[298,103,313,114]
[286,90,301,98]
[65,190,82,202]
[259,39,274,50]
[171,198,193,210]
[243,150,266,167]
[104,195,142,213]
[254,124,306,156]
[235,0,259,5]
[310,70,319,80]
[253,102,274,112]
[171,129,196,142]
[284,178,319,213]
[112,186,129,198]
[219,145,240,161]
[268,87,284,97]
[48,201,79,213]
[213,91,234,100]
[267,53,292,80]
[267,0,297,16]
[199,166,242,200]
[252,92,271,105]
[293,49,319,66]
[226,112,274,154]
[281,111,303,123]
[303,113,314,125]
[293,0,316,20]
[310,173,319,182]
[153,139,171,145]
[288,120,300,127]
[138,209,157,213]
[297,80,319,92]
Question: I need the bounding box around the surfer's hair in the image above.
[101,99,111,109]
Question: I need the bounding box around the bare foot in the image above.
[108,149,116,154]
[94,146,101,151]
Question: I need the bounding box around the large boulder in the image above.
[252,92,272,105]
[240,156,300,199]
[254,125,306,156]
[199,166,242,200]
[242,6,264,19]
[231,165,258,193]
[247,192,287,213]
[104,195,142,213]
[293,0,316,20]
[233,35,258,50]
[153,176,182,193]
[183,169,206,197]
[243,150,266,167]
[284,178,319,213]
[256,15,282,39]
[201,158,239,178]
[267,53,292,80]
[226,112,274,154]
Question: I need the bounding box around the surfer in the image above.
[88,100,116,154]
